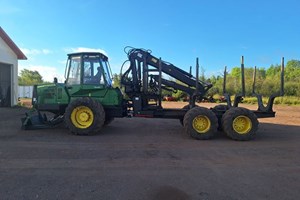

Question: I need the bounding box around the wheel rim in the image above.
[71,106,94,129]
[232,115,252,134]
[192,115,211,133]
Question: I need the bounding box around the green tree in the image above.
[171,80,188,101]
[285,60,300,81]
[284,82,299,96]
[207,75,221,96]
[231,67,241,78]
[200,66,206,82]
[258,68,266,79]
[254,67,266,94]
[112,73,121,88]
[266,64,281,78]
[114,58,300,100]
[18,69,43,85]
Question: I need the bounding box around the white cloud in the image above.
[19,65,64,83]
[64,47,107,56]
[42,49,52,54]
[20,48,53,56]
[20,48,39,56]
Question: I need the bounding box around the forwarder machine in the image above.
[22,47,284,141]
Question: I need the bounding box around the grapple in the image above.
[21,110,64,130]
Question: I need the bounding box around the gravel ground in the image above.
[0,103,299,200]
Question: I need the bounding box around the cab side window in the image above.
[68,57,81,85]
[83,58,105,85]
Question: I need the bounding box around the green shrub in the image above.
[242,96,300,105]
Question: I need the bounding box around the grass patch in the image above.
[243,96,300,105]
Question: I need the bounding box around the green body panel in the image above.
[68,84,123,106]
[36,83,69,105]
[36,83,123,107]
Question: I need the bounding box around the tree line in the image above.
[18,59,300,98]
[18,69,44,86]
[113,59,300,99]
[207,59,300,97]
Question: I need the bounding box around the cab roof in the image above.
[67,52,108,60]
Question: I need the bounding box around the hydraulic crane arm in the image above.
[121,48,212,100]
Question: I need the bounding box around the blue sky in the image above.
[1,0,299,82]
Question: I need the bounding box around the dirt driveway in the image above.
[0,103,299,200]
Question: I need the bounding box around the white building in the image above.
[0,27,27,107]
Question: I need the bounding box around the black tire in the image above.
[179,105,190,126]
[104,117,114,126]
[213,104,228,111]
[65,97,105,135]
[213,104,229,130]
[183,107,218,140]
[179,105,198,126]
[221,107,259,141]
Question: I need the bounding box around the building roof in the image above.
[0,27,27,60]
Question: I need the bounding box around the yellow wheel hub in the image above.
[71,106,94,129]
[233,115,252,134]
[192,115,211,133]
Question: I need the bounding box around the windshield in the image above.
[101,60,113,86]
[82,55,112,86]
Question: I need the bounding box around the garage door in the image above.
[0,63,11,107]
